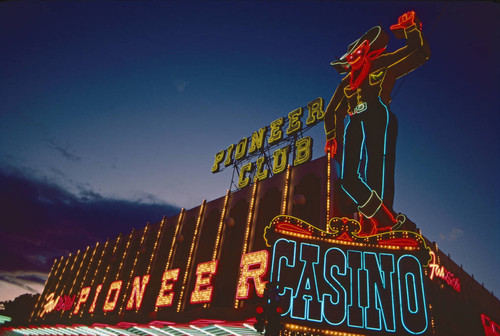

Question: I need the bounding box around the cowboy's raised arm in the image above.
[382,11,431,78]
[324,78,348,157]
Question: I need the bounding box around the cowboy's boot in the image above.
[358,190,406,234]
[357,212,376,236]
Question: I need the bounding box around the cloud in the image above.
[0,166,181,283]
[47,138,81,162]
[0,271,46,301]
[0,271,47,292]
[0,271,48,302]
[439,227,464,241]
[173,79,189,93]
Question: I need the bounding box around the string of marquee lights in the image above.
[87,238,110,315]
[283,323,368,336]
[74,242,99,302]
[212,190,231,261]
[68,248,90,306]
[60,251,82,315]
[265,216,431,258]
[100,235,125,315]
[61,247,90,318]
[70,242,99,317]
[281,165,291,215]
[80,242,103,317]
[94,239,115,288]
[429,303,437,335]
[146,218,166,274]
[275,227,420,250]
[99,235,123,295]
[197,190,232,309]
[118,232,134,279]
[134,222,159,310]
[35,252,76,319]
[34,258,63,321]
[154,208,185,312]
[29,258,60,322]
[176,200,206,312]
[118,224,150,314]
[47,253,72,311]
[76,245,95,285]
[234,180,259,309]
[104,230,134,315]
[326,153,332,232]
[89,240,108,288]
[166,209,185,271]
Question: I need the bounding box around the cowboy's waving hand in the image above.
[390,11,423,38]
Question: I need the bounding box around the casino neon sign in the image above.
[266,216,432,335]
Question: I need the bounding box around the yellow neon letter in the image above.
[272,145,290,175]
[254,157,269,182]
[73,287,90,315]
[88,284,102,313]
[305,97,325,126]
[190,260,218,304]
[155,268,180,307]
[287,107,303,135]
[238,162,254,189]
[211,150,225,173]
[236,250,269,299]
[235,138,248,161]
[126,275,151,311]
[294,136,313,166]
[248,127,267,154]
[224,144,235,167]
[268,117,284,145]
[103,280,122,312]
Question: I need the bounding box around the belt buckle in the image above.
[354,102,367,114]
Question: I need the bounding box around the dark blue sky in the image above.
[0,1,498,301]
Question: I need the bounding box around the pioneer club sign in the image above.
[211,97,325,188]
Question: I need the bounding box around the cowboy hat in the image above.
[331,26,389,74]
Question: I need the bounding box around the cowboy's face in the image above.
[347,40,370,70]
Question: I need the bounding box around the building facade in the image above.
[5,156,500,336]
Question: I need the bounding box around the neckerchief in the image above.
[349,47,386,90]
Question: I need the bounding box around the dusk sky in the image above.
[0,1,499,303]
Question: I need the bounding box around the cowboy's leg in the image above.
[383,110,398,208]
[360,102,408,232]
[341,116,372,205]
[364,102,389,199]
